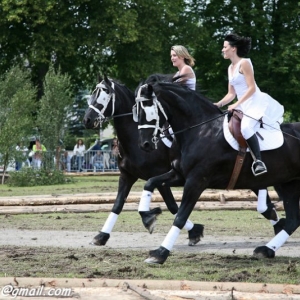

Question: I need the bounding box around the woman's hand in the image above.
[228,103,238,112]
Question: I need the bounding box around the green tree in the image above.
[189,0,300,119]
[0,65,36,183]
[36,64,73,168]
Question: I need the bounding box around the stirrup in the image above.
[251,160,267,176]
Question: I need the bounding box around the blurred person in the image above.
[32,139,47,169]
[73,139,85,172]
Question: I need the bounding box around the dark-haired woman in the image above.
[215,33,284,176]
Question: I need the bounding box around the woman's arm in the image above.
[228,60,256,111]
[215,82,236,108]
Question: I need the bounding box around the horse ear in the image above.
[97,74,103,83]
[103,74,112,87]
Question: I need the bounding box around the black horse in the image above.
[83,76,204,246]
[135,81,299,264]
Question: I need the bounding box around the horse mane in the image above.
[152,82,222,117]
[102,75,134,99]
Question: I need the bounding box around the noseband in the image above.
[135,84,168,148]
[88,81,116,126]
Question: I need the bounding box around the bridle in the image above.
[88,81,116,127]
[135,84,168,149]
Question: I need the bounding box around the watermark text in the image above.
[1,285,73,298]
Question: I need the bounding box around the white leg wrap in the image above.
[270,215,279,226]
[257,189,268,213]
[161,226,181,251]
[101,212,118,234]
[174,214,194,231]
[266,230,290,251]
[138,190,152,211]
[184,219,194,231]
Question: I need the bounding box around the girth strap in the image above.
[227,147,247,190]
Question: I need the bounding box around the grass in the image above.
[1,246,300,284]
[0,210,292,238]
[0,175,149,197]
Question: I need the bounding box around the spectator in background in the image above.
[15,142,29,171]
[73,139,85,172]
[91,139,102,151]
[110,138,119,170]
[32,139,47,169]
[62,151,71,172]
[92,150,104,172]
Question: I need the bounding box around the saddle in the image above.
[227,110,247,190]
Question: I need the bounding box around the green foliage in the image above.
[7,167,74,187]
[36,64,73,151]
[0,65,36,180]
[0,0,300,120]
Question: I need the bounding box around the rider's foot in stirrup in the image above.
[252,160,267,176]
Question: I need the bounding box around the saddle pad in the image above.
[223,116,284,151]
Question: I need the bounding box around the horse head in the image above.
[83,75,118,129]
[136,81,222,151]
[135,81,177,151]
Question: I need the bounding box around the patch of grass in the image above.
[1,246,300,284]
[0,176,149,197]
[0,211,294,238]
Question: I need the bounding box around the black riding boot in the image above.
[246,134,267,176]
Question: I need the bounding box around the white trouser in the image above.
[240,116,259,140]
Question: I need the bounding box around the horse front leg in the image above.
[139,169,204,245]
[254,181,300,258]
[92,173,137,246]
[145,179,205,264]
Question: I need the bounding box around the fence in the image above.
[13,150,119,173]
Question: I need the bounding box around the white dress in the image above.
[229,58,284,126]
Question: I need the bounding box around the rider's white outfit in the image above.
[174,66,196,91]
[229,58,284,139]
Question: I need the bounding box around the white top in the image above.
[228,58,284,125]
[175,66,196,90]
[73,144,86,157]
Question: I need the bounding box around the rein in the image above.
[135,83,228,147]
[240,111,300,142]
[160,111,229,139]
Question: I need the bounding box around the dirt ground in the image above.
[1,191,300,300]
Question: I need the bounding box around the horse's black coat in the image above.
[83,76,203,245]
[136,81,300,263]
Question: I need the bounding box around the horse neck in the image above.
[165,98,221,147]
[112,87,139,152]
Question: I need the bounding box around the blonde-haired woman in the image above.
[171,45,196,90]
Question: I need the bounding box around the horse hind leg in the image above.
[254,180,300,258]
[253,189,285,235]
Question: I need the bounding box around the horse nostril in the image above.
[143,141,151,151]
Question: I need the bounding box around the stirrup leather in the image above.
[251,160,267,176]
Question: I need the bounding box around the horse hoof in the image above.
[188,237,200,246]
[188,224,204,246]
[140,207,162,234]
[144,257,163,264]
[273,218,286,235]
[144,246,169,264]
[90,232,110,246]
[253,246,275,258]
